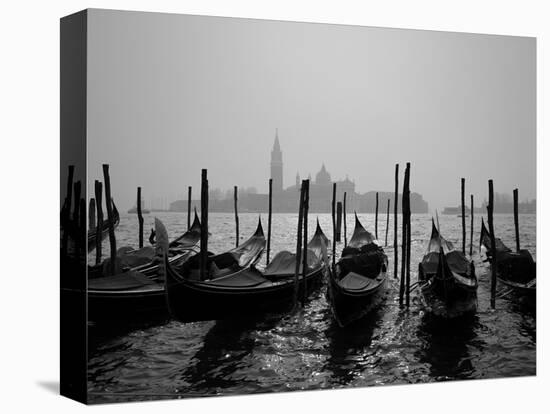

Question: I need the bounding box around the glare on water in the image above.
[87,212,536,403]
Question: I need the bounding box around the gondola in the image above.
[87,216,264,323]
[327,214,388,327]
[134,211,203,279]
[87,201,120,252]
[479,219,536,304]
[87,212,202,280]
[158,218,329,323]
[418,220,477,318]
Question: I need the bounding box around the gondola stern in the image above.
[255,216,265,237]
[191,209,201,231]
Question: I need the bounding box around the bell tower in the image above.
[270,129,283,193]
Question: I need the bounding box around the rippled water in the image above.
[87,212,536,403]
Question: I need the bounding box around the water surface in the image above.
[88,212,536,403]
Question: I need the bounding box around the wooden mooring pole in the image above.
[267,178,273,265]
[72,181,82,254]
[61,165,75,256]
[187,186,192,230]
[385,198,390,247]
[375,192,379,240]
[399,164,410,305]
[394,164,399,279]
[200,169,209,280]
[343,192,347,247]
[405,163,411,307]
[137,187,144,248]
[331,183,337,269]
[234,186,239,248]
[513,188,520,252]
[335,202,342,242]
[65,165,74,210]
[73,180,81,228]
[488,179,497,309]
[102,164,117,276]
[470,194,474,256]
[461,178,466,255]
[302,180,310,305]
[94,180,103,265]
[79,198,86,252]
[293,181,305,308]
[89,198,96,232]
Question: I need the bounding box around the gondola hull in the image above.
[327,215,388,327]
[165,260,325,323]
[495,251,536,308]
[88,285,167,322]
[328,272,387,327]
[419,221,478,319]
[497,275,536,296]
[419,275,477,319]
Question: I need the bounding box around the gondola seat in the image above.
[337,272,380,291]
[204,269,271,288]
[264,250,320,279]
[88,270,157,291]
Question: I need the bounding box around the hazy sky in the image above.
[87,9,535,212]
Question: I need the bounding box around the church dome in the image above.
[315,164,331,185]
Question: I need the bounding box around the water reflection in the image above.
[178,316,283,395]
[323,308,383,386]
[87,213,536,402]
[415,313,477,380]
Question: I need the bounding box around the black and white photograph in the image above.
[55,4,541,409]
[58,8,538,405]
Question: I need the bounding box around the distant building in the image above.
[169,131,429,214]
[266,133,427,213]
[270,129,283,194]
[479,193,536,214]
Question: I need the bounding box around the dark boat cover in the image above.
[264,249,321,278]
[88,270,158,291]
[204,268,271,288]
[426,220,454,254]
[479,218,512,255]
[338,272,380,291]
[496,249,536,284]
[117,246,156,268]
[224,218,266,267]
[421,250,470,275]
[339,243,385,277]
[169,212,201,249]
[345,214,376,252]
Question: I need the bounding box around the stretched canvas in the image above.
[60,9,536,404]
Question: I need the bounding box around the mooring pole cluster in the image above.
[331,183,337,269]
[399,163,411,306]
[94,180,103,265]
[293,180,306,308]
[301,180,310,306]
[234,186,239,248]
[102,164,117,276]
[513,188,520,252]
[137,187,144,248]
[470,194,474,256]
[393,164,399,280]
[200,169,209,281]
[267,178,273,266]
[487,179,497,309]
[343,192,347,247]
[187,186,192,230]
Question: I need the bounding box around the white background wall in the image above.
[0,0,547,412]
